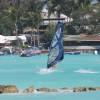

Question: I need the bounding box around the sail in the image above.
[47,22,64,69]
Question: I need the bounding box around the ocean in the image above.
[0,92,100,100]
[0,54,100,99]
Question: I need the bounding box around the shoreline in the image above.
[0,85,100,94]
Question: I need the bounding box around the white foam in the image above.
[74,69,99,74]
[38,68,56,75]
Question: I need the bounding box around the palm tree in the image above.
[47,0,75,17]
[71,0,100,34]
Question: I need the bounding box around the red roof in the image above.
[64,34,100,41]
[80,34,100,41]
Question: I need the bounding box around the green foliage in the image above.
[48,0,76,16]
[0,0,42,35]
[71,3,100,34]
[40,23,55,48]
[0,0,99,36]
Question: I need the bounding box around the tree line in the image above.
[0,0,99,36]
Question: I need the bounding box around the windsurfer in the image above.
[50,64,56,70]
[47,22,64,69]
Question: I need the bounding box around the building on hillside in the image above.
[41,1,73,25]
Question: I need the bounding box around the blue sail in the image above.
[47,22,64,69]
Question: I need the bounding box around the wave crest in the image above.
[37,68,56,75]
[74,69,99,74]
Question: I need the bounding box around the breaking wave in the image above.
[74,69,99,74]
[37,68,56,75]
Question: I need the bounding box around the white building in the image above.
[0,35,26,44]
[41,3,73,25]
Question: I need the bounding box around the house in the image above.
[41,2,73,25]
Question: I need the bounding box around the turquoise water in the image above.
[0,92,100,100]
[0,54,100,99]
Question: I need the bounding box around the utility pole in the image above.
[37,20,40,47]
[14,0,21,51]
